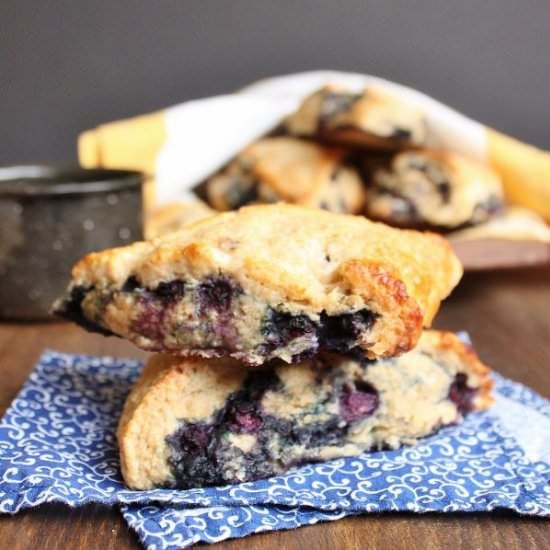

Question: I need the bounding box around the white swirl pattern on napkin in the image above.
[0,351,548,549]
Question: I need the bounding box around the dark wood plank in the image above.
[0,504,139,550]
[221,513,550,550]
[452,239,550,271]
[1,267,549,549]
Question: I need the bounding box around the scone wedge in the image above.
[205,136,366,214]
[285,85,428,150]
[118,330,493,490]
[363,149,504,230]
[54,204,462,365]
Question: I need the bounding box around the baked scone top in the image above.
[70,204,462,327]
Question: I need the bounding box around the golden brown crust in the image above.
[337,260,423,357]
[206,137,366,214]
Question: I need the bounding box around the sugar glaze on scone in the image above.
[206,137,366,214]
[54,205,462,365]
[117,330,493,490]
[285,85,428,150]
[364,149,504,230]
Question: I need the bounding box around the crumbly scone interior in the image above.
[63,273,381,365]
[54,205,462,363]
[117,330,492,490]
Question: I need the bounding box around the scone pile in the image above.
[202,85,507,234]
[55,204,493,490]
[145,84,550,247]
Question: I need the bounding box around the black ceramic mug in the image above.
[0,165,144,320]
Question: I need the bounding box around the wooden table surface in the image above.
[1,267,549,549]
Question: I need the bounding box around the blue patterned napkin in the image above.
[1,351,549,549]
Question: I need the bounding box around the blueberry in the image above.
[176,423,212,455]
[261,310,316,348]
[54,285,113,336]
[121,276,141,292]
[153,280,186,302]
[225,179,260,209]
[319,310,376,352]
[167,369,280,487]
[448,373,475,414]
[229,410,263,433]
[131,296,165,340]
[290,417,346,448]
[437,181,451,203]
[167,422,220,487]
[260,308,376,359]
[197,276,238,314]
[339,381,379,422]
[391,127,412,140]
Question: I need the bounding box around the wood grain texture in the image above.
[1,266,549,549]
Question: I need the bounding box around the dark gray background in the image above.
[1,0,548,164]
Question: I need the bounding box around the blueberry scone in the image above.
[205,137,366,214]
[54,205,462,364]
[118,330,493,489]
[285,85,427,150]
[363,150,505,230]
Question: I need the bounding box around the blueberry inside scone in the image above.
[363,150,505,230]
[205,137,366,214]
[285,85,428,150]
[53,205,462,365]
[117,330,493,489]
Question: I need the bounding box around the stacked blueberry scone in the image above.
[55,204,493,489]
[118,331,492,489]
